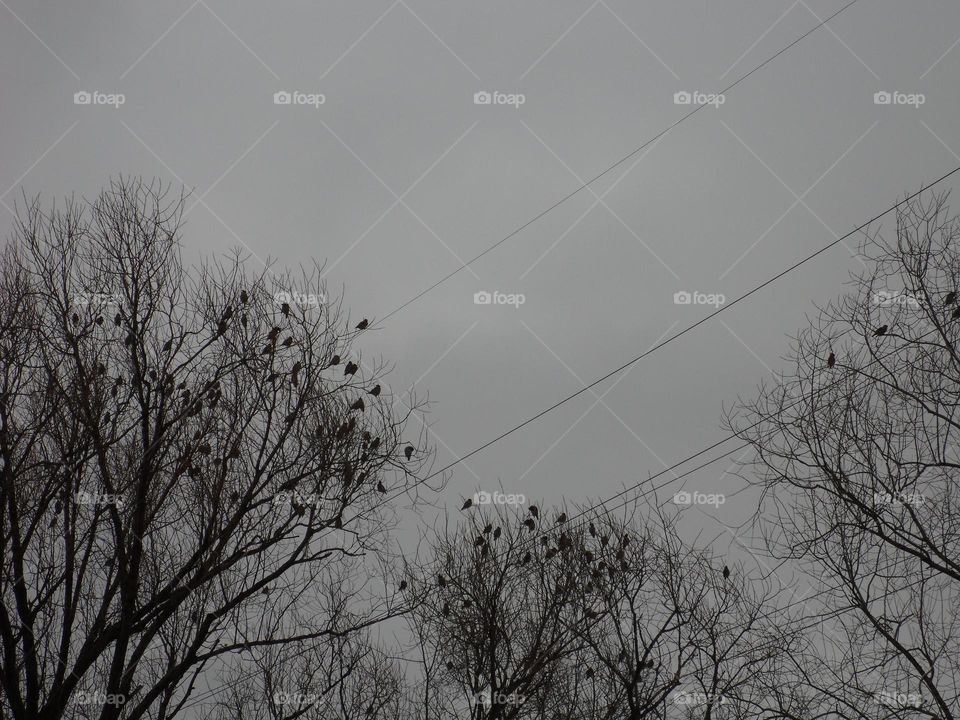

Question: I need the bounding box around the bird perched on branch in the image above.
[873,325,888,337]
[722,565,730,579]
[827,351,835,368]
[344,361,358,376]
[368,384,381,397]
[404,445,414,460]
[461,498,473,511]
[356,318,369,330]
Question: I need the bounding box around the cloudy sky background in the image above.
[3,0,960,578]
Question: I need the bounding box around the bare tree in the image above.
[406,499,784,720]
[727,191,960,719]
[0,178,432,720]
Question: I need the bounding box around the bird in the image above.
[483,523,493,535]
[162,339,173,352]
[827,351,835,368]
[282,336,294,347]
[356,318,369,330]
[329,354,341,366]
[585,668,594,679]
[953,306,960,320]
[874,325,888,337]
[404,445,414,460]
[521,551,532,564]
[350,398,365,412]
[461,498,473,511]
[280,302,291,317]
[523,518,535,532]
[441,602,449,617]
[945,291,957,306]
[474,536,486,547]
[438,574,447,588]
[399,580,407,591]
[291,361,303,386]
[493,527,502,540]
[240,289,249,304]
[589,522,597,537]
[376,481,386,494]
[114,313,122,327]
[71,313,79,325]
[722,565,730,579]
[528,505,539,519]
[368,384,381,397]
[267,327,281,342]
[344,361,358,376]
[556,513,567,525]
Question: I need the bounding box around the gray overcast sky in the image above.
[3,0,960,563]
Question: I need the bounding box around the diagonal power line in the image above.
[379,0,861,323]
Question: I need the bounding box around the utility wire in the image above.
[380,0,861,323]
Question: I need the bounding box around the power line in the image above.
[380,0,861,323]
[412,165,960,485]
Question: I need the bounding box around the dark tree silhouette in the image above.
[727,192,960,719]
[0,179,431,720]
